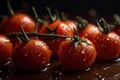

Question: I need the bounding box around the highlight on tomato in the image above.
[76,16,101,42]
[0,35,13,64]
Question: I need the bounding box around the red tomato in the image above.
[65,20,77,29]
[58,38,97,70]
[78,24,101,42]
[93,18,120,61]
[12,39,51,71]
[93,32,120,61]
[38,21,74,56]
[0,13,35,44]
[0,13,35,33]
[0,35,13,64]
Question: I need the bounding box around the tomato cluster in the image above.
[1,1,120,71]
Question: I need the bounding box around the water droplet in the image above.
[78,76,81,79]
[84,67,91,71]
[94,73,102,78]
[81,50,85,54]
[83,57,86,62]
[113,58,120,62]
[114,73,120,77]
[41,63,50,72]
[115,41,117,44]
[41,67,48,72]
[0,70,2,73]
[96,37,99,40]
[58,72,62,76]
[38,54,41,57]
[55,77,59,80]
[107,38,110,41]
[85,34,88,37]
[25,54,27,56]
[0,78,2,80]
[101,78,105,80]
[103,67,110,70]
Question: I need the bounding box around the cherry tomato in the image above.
[0,35,13,64]
[93,32,120,61]
[93,18,120,61]
[78,24,101,42]
[0,13,35,34]
[65,20,77,30]
[58,37,97,70]
[76,17,101,42]
[12,39,51,71]
[38,21,74,56]
[0,0,35,34]
[0,13,35,44]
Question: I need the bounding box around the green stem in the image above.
[7,0,14,16]
[71,28,88,47]
[32,6,45,24]
[32,7,39,33]
[54,9,60,20]
[97,18,110,33]
[0,15,8,18]
[76,16,88,29]
[5,32,72,39]
[113,14,120,26]
[61,11,66,21]
[46,7,56,22]
[32,6,47,33]
[20,27,30,41]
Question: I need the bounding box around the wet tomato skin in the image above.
[93,32,120,61]
[38,21,75,56]
[12,39,51,71]
[78,24,101,42]
[0,35,13,64]
[0,13,35,44]
[58,38,97,70]
[0,13,35,34]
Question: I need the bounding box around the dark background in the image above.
[0,0,120,23]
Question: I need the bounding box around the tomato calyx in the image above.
[113,14,120,26]
[71,29,87,47]
[32,7,46,33]
[76,16,88,29]
[16,27,30,43]
[7,0,15,16]
[46,7,57,22]
[97,18,110,33]
[0,0,14,22]
[44,27,58,45]
[45,27,58,35]
[60,11,66,21]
